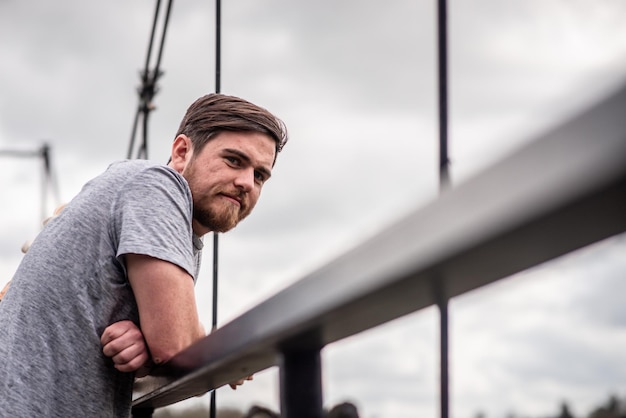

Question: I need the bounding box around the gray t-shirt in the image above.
[0,160,203,417]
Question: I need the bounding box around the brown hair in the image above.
[175,93,288,164]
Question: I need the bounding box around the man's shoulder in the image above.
[107,159,161,174]
[99,160,184,188]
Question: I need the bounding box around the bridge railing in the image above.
[131,82,626,418]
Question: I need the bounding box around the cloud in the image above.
[451,233,626,417]
[1,1,626,417]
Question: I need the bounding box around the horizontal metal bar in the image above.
[133,82,626,409]
[0,149,44,158]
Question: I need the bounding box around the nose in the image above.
[233,168,254,192]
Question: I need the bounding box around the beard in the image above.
[192,198,244,233]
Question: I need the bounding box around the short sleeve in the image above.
[112,165,196,279]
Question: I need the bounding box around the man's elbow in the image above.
[150,350,173,366]
[148,329,205,366]
[149,342,189,366]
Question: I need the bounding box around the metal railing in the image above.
[131,82,626,418]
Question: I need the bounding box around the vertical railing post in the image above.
[280,347,324,418]
[131,406,154,418]
[437,291,450,418]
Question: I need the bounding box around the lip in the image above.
[220,193,242,207]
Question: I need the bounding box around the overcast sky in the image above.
[1,1,626,417]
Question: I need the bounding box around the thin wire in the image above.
[139,106,150,159]
[209,234,218,418]
[126,108,141,159]
[40,143,61,214]
[209,1,221,417]
[137,0,174,159]
[436,1,450,418]
[144,0,162,73]
[212,0,222,332]
[438,0,450,192]
[127,0,174,160]
[154,0,174,78]
[0,150,40,157]
[128,0,162,159]
[215,0,221,95]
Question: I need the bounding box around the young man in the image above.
[0,93,288,417]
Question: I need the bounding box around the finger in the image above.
[100,322,128,346]
[109,340,146,364]
[111,345,150,372]
[53,204,66,216]
[228,377,248,390]
[102,328,144,357]
[114,354,150,373]
[103,330,146,359]
[0,281,10,300]
[43,204,66,226]
[100,320,138,346]
[21,240,32,254]
[101,331,130,354]
[114,353,150,372]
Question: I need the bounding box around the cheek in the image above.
[189,180,214,203]
[247,189,262,207]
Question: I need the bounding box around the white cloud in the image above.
[1,1,625,417]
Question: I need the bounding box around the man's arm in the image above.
[125,253,205,365]
[101,293,254,387]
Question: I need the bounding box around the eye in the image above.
[225,156,241,166]
[254,170,266,184]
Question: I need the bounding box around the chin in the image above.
[213,222,238,233]
[194,204,244,233]
[200,215,241,233]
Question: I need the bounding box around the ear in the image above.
[169,134,193,173]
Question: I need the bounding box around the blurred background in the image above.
[1,1,626,417]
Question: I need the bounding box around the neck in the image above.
[192,218,211,237]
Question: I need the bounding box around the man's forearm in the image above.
[126,253,205,365]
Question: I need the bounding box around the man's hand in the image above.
[229,375,254,390]
[0,281,10,301]
[101,319,254,387]
[101,320,151,377]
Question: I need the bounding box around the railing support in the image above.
[280,347,324,418]
[131,406,154,418]
[437,296,450,418]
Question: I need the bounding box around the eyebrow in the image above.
[223,148,272,179]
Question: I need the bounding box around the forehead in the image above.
[199,131,276,165]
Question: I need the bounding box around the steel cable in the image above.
[127,0,174,160]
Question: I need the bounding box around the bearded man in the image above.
[0,93,288,417]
